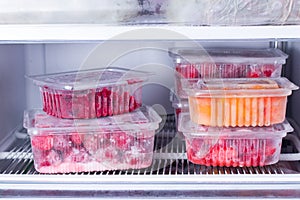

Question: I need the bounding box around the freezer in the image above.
[0,0,300,199]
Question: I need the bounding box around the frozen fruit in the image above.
[186,137,281,167]
[31,135,53,151]
[176,64,199,78]
[262,64,276,77]
[42,86,142,119]
[53,135,72,152]
[83,134,98,154]
[187,78,294,127]
[111,132,134,150]
[34,149,62,168]
[64,147,90,163]
[70,133,83,145]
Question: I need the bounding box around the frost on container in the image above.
[165,0,300,25]
[0,0,140,24]
[183,78,299,127]
[169,48,288,99]
[179,113,293,167]
[23,106,162,174]
[28,67,152,119]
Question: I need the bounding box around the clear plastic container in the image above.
[178,113,293,167]
[169,48,288,99]
[23,106,162,174]
[0,0,140,24]
[183,78,299,127]
[28,67,152,119]
[169,90,189,131]
[164,0,300,26]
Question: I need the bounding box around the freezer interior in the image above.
[0,40,300,198]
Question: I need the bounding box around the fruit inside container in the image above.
[178,113,293,167]
[23,106,162,174]
[183,77,298,127]
[170,48,288,99]
[170,48,287,79]
[27,67,152,119]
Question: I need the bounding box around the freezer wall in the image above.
[0,45,25,140]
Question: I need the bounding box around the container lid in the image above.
[178,113,293,138]
[24,106,162,135]
[169,47,288,64]
[183,77,299,98]
[27,67,153,91]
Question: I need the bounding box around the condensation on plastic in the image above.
[170,48,288,99]
[0,0,140,24]
[24,106,162,135]
[178,113,293,167]
[164,0,300,25]
[0,0,299,25]
[183,78,298,127]
[23,106,162,173]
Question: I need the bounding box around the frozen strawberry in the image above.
[70,133,83,145]
[35,149,62,168]
[53,135,72,152]
[102,147,120,164]
[97,133,111,149]
[111,132,134,150]
[176,64,199,78]
[83,134,98,154]
[31,135,54,151]
[64,147,90,163]
[262,64,275,77]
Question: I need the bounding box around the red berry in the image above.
[36,149,62,168]
[53,135,72,152]
[262,64,275,77]
[70,133,83,145]
[112,132,134,150]
[83,134,98,154]
[31,135,54,151]
[64,147,90,163]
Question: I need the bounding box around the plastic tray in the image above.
[169,48,288,99]
[183,78,298,127]
[28,67,152,119]
[23,106,162,174]
[178,113,293,167]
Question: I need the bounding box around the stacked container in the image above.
[24,67,162,173]
[169,47,299,167]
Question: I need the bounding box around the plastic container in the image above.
[0,0,140,24]
[28,67,152,119]
[183,78,298,127]
[23,106,162,174]
[169,48,288,98]
[178,113,293,167]
[165,0,300,26]
[169,90,189,131]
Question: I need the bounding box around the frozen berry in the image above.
[36,149,62,167]
[262,64,275,77]
[111,132,134,150]
[64,147,90,163]
[83,134,98,154]
[53,135,72,152]
[31,135,54,151]
[70,133,83,145]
